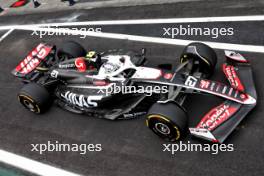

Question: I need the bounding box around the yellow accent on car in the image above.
[180,55,188,63]
[18,94,34,102]
[202,57,211,66]
[147,114,181,140]
[147,114,170,122]
[180,55,211,67]
[86,51,96,58]
[36,67,49,71]
[145,119,149,127]
[174,126,181,140]
[18,94,40,113]
[180,58,185,63]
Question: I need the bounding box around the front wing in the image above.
[190,51,257,143]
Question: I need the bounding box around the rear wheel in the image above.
[57,41,87,60]
[180,42,217,78]
[146,102,188,141]
[18,83,51,114]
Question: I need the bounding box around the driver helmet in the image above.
[85,51,102,69]
[102,62,120,74]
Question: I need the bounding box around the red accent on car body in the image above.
[163,73,173,80]
[211,139,219,143]
[225,52,248,63]
[93,80,108,86]
[199,80,210,89]
[75,58,86,72]
[10,0,29,8]
[222,64,245,92]
[15,43,52,74]
[89,65,95,70]
[197,103,239,131]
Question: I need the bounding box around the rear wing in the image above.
[190,51,257,143]
[12,43,55,82]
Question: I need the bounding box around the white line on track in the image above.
[0,149,82,176]
[16,25,264,53]
[1,15,264,30]
[0,29,14,42]
[0,15,263,174]
[32,15,264,26]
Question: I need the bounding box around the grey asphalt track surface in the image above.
[1,0,264,25]
[0,1,264,176]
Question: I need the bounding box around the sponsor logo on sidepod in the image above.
[75,58,86,72]
[61,91,103,108]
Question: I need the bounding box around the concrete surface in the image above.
[0,0,202,16]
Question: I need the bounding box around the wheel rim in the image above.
[23,99,35,111]
[147,115,181,141]
[154,122,170,135]
[18,95,40,113]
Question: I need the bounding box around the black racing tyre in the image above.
[180,42,217,78]
[57,41,87,60]
[18,83,51,114]
[146,102,188,141]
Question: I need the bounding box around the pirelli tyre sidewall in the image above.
[146,102,188,141]
[18,83,51,114]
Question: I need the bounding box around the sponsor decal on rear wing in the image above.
[13,43,53,75]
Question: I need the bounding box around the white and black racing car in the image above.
[12,41,257,143]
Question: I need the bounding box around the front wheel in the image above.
[180,42,217,78]
[18,83,51,114]
[146,102,188,141]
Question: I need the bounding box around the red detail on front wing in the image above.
[222,63,245,92]
[197,102,239,131]
[15,43,52,74]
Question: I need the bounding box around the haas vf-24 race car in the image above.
[12,41,257,143]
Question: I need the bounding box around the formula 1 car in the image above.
[12,41,257,143]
